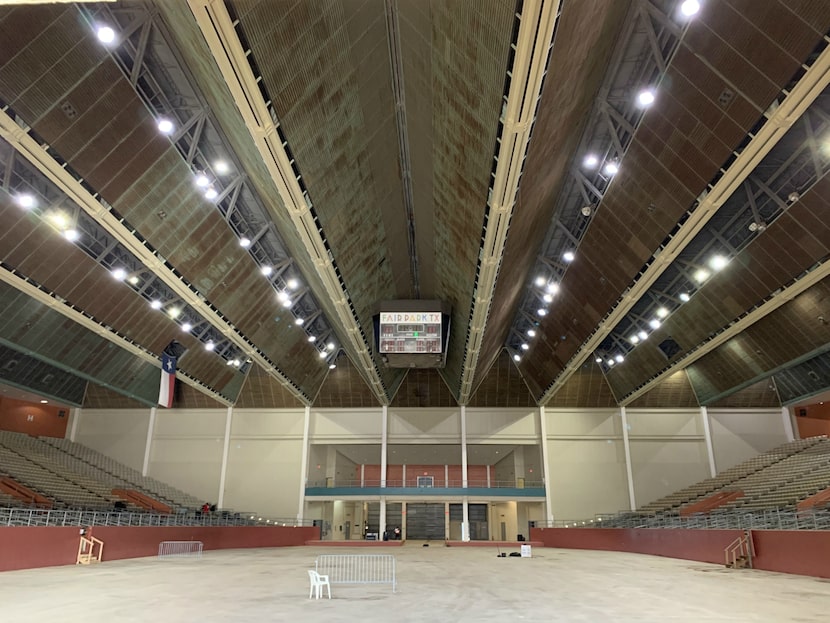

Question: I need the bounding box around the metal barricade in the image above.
[315,554,396,592]
[157,540,204,558]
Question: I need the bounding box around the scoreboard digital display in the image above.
[379,312,442,354]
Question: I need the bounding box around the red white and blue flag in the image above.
[158,352,177,408]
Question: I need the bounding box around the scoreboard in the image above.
[379,312,442,354]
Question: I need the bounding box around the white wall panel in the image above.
[545,409,620,437]
[149,438,223,505]
[630,440,710,506]
[709,408,787,473]
[231,409,304,437]
[465,408,538,442]
[388,408,459,441]
[310,408,382,441]
[74,409,149,472]
[625,409,702,437]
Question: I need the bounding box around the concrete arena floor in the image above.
[2,544,830,622]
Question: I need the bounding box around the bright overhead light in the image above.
[649,318,661,330]
[150,300,162,310]
[679,292,690,302]
[15,193,36,209]
[96,25,116,44]
[281,298,292,308]
[194,173,210,187]
[537,308,548,317]
[287,278,299,290]
[261,265,273,276]
[513,354,521,362]
[239,237,251,248]
[327,342,335,351]
[546,282,559,294]
[111,268,127,281]
[543,293,553,303]
[40,399,48,404]
[606,359,615,367]
[307,335,317,343]
[277,290,289,302]
[527,329,536,337]
[205,341,215,351]
[128,275,140,285]
[583,154,599,169]
[638,330,648,341]
[157,118,175,135]
[680,0,700,17]
[232,359,241,367]
[204,187,218,201]
[329,364,336,370]
[48,211,69,229]
[656,307,668,318]
[520,343,529,351]
[214,160,230,174]
[595,357,603,363]
[63,229,79,242]
[563,251,575,263]
[630,335,639,344]
[167,307,181,319]
[694,268,710,283]
[181,322,192,333]
[294,317,304,325]
[603,161,619,176]
[614,354,624,363]
[709,255,729,271]
[318,350,327,359]
[636,89,656,107]
[534,276,546,287]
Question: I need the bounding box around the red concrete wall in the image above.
[0,397,68,438]
[752,531,830,578]
[531,527,741,565]
[0,526,317,572]
[796,416,830,438]
[531,527,830,578]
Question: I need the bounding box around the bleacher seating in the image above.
[0,431,202,511]
[637,436,830,516]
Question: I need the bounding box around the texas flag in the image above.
[158,352,177,408]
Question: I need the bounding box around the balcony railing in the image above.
[306,478,545,489]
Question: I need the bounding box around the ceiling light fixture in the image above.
[157,118,175,135]
[694,268,710,283]
[239,237,251,248]
[606,359,615,366]
[194,174,210,187]
[595,357,603,363]
[307,335,317,343]
[261,265,273,276]
[543,293,553,303]
[318,351,327,359]
[562,251,575,263]
[48,211,69,229]
[638,330,648,341]
[603,161,619,176]
[111,268,127,281]
[630,335,639,344]
[294,317,304,325]
[150,300,162,310]
[614,354,624,363]
[96,25,116,44]
[204,187,218,201]
[15,194,36,209]
[546,282,559,294]
[656,307,668,318]
[537,308,548,317]
[520,343,529,351]
[679,0,701,17]
[583,154,599,169]
[205,341,215,351]
[329,364,336,370]
[527,329,536,337]
[63,229,80,242]
[534,276,546,287]
[181,322,192,333]
[649,319,661,329]
[168,307,181,319]
[513,354,521,362]
[679,292,690,302]
[287,279,299,290]
[214,160,230,174]
[281,299,292,308]
[128,275,140,285]
[636,89,656,107]
[709,255,729,271]
[327,342,335,351]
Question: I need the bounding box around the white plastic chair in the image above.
[307,569,331,599]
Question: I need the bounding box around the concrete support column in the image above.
[142,407,157,477]
[620,407,636,511]
[402,463,406,488]
[401,501,407,540]
[539,406,553,522]
[444,464,449,488]
[360,463,365,488]
[460,405,468,488]
[381,405,388,488]
[700,406,717,478]
[445,501,451,540]
[217,405,233,508]
[68,407,81,442]
[486,464,491,488]
[297,405,311,521]
[379,498,387,539]
[462,496,470,541]
[782,406,796,441]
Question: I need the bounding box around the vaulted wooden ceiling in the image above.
[0,0,828,409]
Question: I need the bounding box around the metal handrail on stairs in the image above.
[724,531,754,569]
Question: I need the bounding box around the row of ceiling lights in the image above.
[511,0,703,365]
[91,20,339,369]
